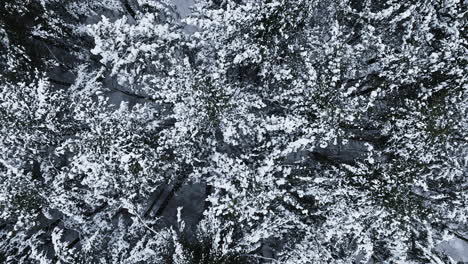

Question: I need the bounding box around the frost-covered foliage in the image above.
[1,0,467,263]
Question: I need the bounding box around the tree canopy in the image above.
[1,0,467,263]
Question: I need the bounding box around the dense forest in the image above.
[0,0,467,263]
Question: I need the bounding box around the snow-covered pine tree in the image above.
[1,0,466,263]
